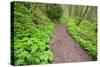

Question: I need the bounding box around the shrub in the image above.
[46,4,63,22]
[30,4,49,25]
[11,2,54,65]
[66,17,97,60]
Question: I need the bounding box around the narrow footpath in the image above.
[50,23,91,63]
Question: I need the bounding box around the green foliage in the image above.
[59,16,68,23]
[46,4,63,22]
[65,16,97,60]
[76,20,97,45]
[11,2,54,65]
[30,4,49,25]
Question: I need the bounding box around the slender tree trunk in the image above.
[77,6,89,26]
[68,5,72,17]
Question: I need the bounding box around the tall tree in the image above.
[77,6,89,25]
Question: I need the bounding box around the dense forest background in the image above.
[11,1,97,66]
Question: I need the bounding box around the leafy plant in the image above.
[46,4,63,22]
[65,16,97,60]
[11,2,54,65]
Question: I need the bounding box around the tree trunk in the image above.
[77,6,89,26]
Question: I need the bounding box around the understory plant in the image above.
[65,16,97,60]
[11,2,54,65]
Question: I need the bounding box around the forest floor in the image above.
[50,23,91,63]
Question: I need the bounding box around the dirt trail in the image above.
[50,23,91,63]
